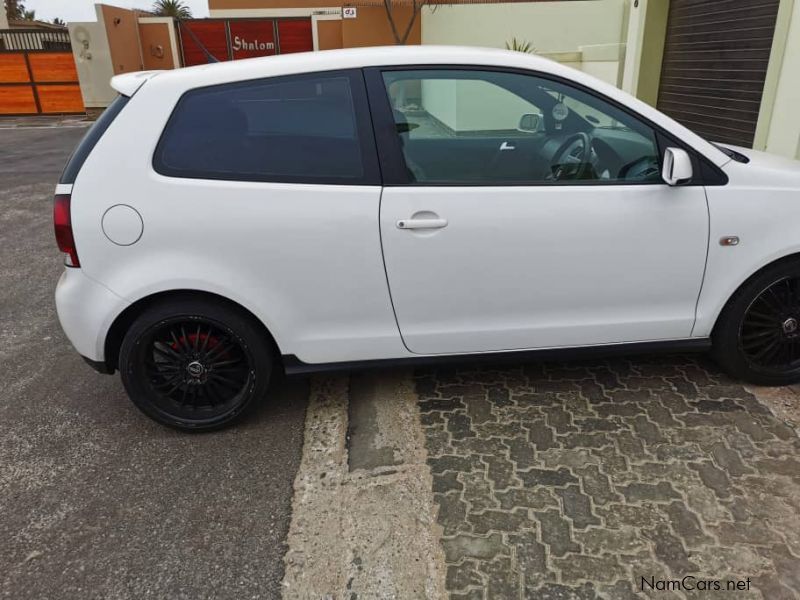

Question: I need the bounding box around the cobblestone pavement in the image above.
[416,355,800,599]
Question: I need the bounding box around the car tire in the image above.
[119,296,273,431]
[712,258,800,386]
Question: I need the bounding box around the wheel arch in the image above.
[103,289,283,373]
[711,251,800,337]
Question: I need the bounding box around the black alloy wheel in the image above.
[120,297,273,430]
[713,259,800,386]
[740,277,800,373]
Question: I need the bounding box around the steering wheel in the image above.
[549,132,593,181]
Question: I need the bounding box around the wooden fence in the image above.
[0,29,84,115]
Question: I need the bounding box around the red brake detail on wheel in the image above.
[171,333,225,355]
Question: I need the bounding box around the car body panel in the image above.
[55,267,130,360]
[380,184,709,355]
[71,173,403,363]
[69,64,404,364]
[55,46,800,370]
[110,70,162,97]
[694,147,800,337]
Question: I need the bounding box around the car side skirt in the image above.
[282,338,712,376]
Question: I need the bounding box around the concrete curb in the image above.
[282,372,446,599]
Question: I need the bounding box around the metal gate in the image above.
[0,29,83,115]
[656,0,780,147]
[178,18,313,67]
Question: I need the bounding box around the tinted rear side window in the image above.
[154,69,379,184]
[60,95,129,184]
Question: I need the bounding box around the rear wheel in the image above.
[119,297,272,430]
[713,259,800,385]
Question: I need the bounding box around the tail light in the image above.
[54,194,80,267]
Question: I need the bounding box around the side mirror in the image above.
[518,113,542,133]
[662,147,693,186]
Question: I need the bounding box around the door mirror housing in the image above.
[517,113,542,133]
[662,147,693,186]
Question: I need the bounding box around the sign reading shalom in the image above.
[180,18,313,66]
[229,21,277,59]
[232,35,275,52]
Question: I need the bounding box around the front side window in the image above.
[381,69,662,185]
[155,70,373,183]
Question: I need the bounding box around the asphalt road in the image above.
[0,125,308,599]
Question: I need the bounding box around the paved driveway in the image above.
[417,357,800,599]
[0,125,307,599]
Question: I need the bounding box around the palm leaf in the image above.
[505,37,536,54]
[151,0,192,19]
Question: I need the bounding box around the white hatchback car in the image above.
[55,46,800,430]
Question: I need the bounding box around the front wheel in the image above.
[119,297,273,431]
[713,259,800,386]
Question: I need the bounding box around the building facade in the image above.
[206,0,421,52]
[624,0,800,159]
[53,0,800,160]
[67,4,179,109]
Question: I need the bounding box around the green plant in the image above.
[22,7,35,20]
[151,0,192,19]
[4,0,25,21]
[505,37,536,54]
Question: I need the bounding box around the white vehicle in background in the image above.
[54,46,800,430]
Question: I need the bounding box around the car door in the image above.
[366,67,710,356]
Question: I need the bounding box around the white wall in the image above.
[69,6,116,109]
[420,79,458,129]
[422,0,628,54]
[763,0,800,159]
[421,0,629,87]
[417,1,630,129]
[620,0,646,96]
[579,43,625,88]
[422,78,538,132]
[452,79,537,131]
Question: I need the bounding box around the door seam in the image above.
[690,187,712,337]
[377,187,414,354]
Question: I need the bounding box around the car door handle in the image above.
[396,218,448,230]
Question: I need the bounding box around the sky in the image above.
[24,0,209,23]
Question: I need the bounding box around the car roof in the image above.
[179,45,560,77]
[116,45,730,168]
[112,45,551,95]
